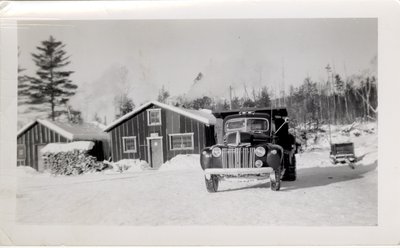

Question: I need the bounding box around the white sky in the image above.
[18,19,377,123]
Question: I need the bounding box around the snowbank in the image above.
[104,155,200,173]
[105,159,150,173]
[16,166,39,177]
[41,141,94,153]
[159,154,201,171]
[16,166,50,177]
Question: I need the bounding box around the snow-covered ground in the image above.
[16,122,377,225]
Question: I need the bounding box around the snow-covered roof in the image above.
[104,100,216,132]
[41,141,95,153]
[17,119,108,141]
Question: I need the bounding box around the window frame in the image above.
[225,117,270,133]
[17,144,26,160]
[147,108,162,126]
[169,133,195,151]
[122,136,137,153]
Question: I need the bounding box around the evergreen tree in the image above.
[230,96,242,109]
[157,85,170,103]
[25,36,77,120]
[114,93,135,118]
[214,99,230,111]
[302,77,319,123]
[66,105,83,124]
[242,98,256,108]
[255,87,271,108]
[190,96,213,109]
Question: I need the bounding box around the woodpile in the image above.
[43,150,108,176]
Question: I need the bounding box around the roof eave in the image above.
[37,119,74,140]
[17,120,37,138]
[103,100,216,132]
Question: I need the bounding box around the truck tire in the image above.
[282,154,297,181]
[205,175,219,193]
[270,168,281,191]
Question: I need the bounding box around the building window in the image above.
[17,144,26,160]
[169,133,194,151]
[122,136,137,153]
[147,109,162,126]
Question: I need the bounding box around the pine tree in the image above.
[255,87,271,108]
[242,98,256,108]
[114,93,135,118]
[230,96,242,109]
[190,96,213,110]
[25,36,77,120]
[65,105,83,124]
[157,85,170,103]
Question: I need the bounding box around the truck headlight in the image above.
[255,147,266,157]
[255,160,263,168]
[212,147,222,157]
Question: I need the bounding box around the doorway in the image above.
[147,136,163,169]
[35,144,47,172]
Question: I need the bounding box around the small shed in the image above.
[17,120,110,171]
[104,100,216,169]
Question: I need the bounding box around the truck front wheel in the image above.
[270,168,281,191]
[205,175,219,193]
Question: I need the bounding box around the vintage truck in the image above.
[200,108,297,192]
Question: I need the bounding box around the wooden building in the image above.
[17,120,109,171]
[104,101,216,169]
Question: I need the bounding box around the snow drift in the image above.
[16,166,41,177]
[106,159,150,173]
[159,154,201,171]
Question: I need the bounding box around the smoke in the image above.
[69,63,156,124]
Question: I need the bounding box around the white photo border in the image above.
[1,0,399,246]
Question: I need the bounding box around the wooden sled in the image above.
[329,142,356,169]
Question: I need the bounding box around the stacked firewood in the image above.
[43,150,107,175]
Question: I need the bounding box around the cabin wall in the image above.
[17,122,70,170]
[165,109,207,160]
[109,105,216,163]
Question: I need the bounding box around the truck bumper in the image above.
[204,167,274,179]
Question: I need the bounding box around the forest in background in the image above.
[18,36,377,130]
[163,64,378,129]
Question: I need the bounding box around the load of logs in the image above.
[42,150,108,176]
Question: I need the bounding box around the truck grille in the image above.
[221,147,255,168]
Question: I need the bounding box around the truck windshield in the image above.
[225,118,269,133]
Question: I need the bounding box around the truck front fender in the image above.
[266,144,283,170]
[200,147,213,170]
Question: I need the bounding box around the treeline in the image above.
[162,70,377,127]
[169,86,272,112]
[286,74,377,127]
